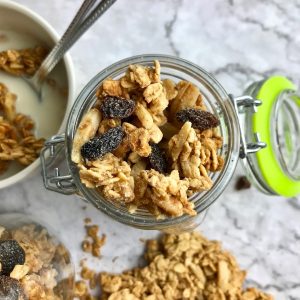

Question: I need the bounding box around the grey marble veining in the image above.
[1,0,300,299]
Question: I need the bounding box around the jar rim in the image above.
[65,54,240,230]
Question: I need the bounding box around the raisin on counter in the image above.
[235,176,251,190]
[81,126,125,161]
[149,143,168,174]
[176,108,220,131]
[100,96,136,119]
[0,240,25,275]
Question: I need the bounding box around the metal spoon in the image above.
[26,0,117,100]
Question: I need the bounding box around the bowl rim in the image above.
[0,0,75,189]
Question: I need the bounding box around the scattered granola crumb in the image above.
[80,262,97,290]
[99,232,273,300]
[84,218,92,224]
[81,221,106,258]
[74,280,89,298]
[82,240,92,253]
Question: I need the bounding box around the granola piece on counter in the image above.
[74,280,89,298]
[99,232,273,300]
[82,224,106,258]
[80,261,98,289]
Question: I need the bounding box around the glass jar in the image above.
[40,55,300,232]
[0,213,74,299]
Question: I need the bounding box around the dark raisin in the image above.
[100,96,136,119]
[0,275,26,300]
[235,176,251,190]
[176,108,220,131]
[0,240,25,275]
[81,126,125,161]
[149,143,168,174]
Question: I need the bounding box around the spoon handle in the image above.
[34,0,117,83]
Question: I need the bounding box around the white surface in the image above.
[0,1,300,299]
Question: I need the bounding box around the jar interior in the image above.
[66,55,239,230]
[273,90,300,181]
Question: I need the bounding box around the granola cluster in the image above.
[0,46,48,76]
[0,83,44,175]
[0,224,72,300]
[72,61,223,217]
[81,219,106,258]
[99,232,273,300]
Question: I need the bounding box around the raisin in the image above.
[0,240,25,275]
[0,275,25,300]
[81,126,125,161]
[176,108,220,131]
[100,96,136,119]
[149,143,168,174]
[235,176,251,190]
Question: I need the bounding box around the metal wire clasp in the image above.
[40,134,77,195]
[230,94,267,159]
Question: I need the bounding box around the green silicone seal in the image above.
[253,76,300,197]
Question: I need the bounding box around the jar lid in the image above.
[252,76,300,197]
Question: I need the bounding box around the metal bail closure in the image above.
[247,76,300,197]
[40,134,77,195]
[231,95,267,159]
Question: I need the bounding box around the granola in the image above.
[81,222,106,258]
[72,61,224,217]
[0,83,45,174]
[99,232,273,300]
[0,223,72,300]
[0,46,47,76]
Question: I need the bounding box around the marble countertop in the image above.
[1,0,300,299]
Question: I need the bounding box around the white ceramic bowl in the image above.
[0,0,75,188]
